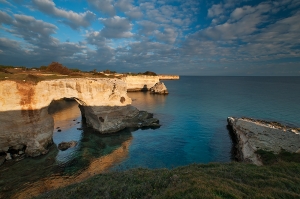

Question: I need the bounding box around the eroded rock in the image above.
[228,117,300,165]
[121,75,160,91]
[0,78,131,157]
[150,82,168,94]
[58,141,77,151]
[5,153,12,160]
[80,105,160,134]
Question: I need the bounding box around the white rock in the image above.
[5,153,12,160]
[150,82,168,94]
[0,78,131,157]
[121,75,159,91]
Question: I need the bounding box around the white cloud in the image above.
[138,20,158,35]
[32,0,96,29]
[115,0,133,12]
[207,4,223,18]
[154,28,178,44]
[99,16,133,38]
[125,7,143,19]
[0,10,13,24]
[87,0,115,17]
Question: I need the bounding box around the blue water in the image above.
[111,76,300,170]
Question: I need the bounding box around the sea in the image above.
[1,76,300,198]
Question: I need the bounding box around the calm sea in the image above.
[1,76,300,198]
[112,76,300,170]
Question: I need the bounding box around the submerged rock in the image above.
[58,141,77,151]
[150,82,168,94]
[227,117,300,165]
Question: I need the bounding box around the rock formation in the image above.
[150,82,168,94]
[228,117,300,165]
[121,75,160,91]
[0,78,159,157]
[58,141,77,151]
[80,105,160,133]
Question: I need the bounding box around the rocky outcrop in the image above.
[121,75,160,91]
[158,75,179,80]
[58,141,77,151]
[0,78,159,157]
[80,105,160,133]
[150,82,168,94]
[228,117,300,165]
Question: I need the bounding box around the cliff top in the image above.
[0,67,170,84]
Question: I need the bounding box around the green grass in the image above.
[35,160,300,199]
[256,150,300,165]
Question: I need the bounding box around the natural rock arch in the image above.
[0,78,160,157]
[0,78,132,157]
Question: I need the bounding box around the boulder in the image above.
[58,141,77,151]
[150,82,168,94]
[5,153,12,160]
[80,105,160,134]
[228,117,300,165]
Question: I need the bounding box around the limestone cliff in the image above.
[0,78,159,157]
[158,75,180,80]
[121,75,160,91]
[228,117,300,165]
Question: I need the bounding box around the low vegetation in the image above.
[0,63,159,83]
[35,151,300,199]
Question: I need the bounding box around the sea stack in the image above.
[150,82,168,94]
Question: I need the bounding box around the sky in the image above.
[0,0,300,75]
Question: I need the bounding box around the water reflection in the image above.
[127,91,167,111]
[0,100,133,199]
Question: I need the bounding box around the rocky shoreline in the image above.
[227,117,300,165]
[0,78,162,164]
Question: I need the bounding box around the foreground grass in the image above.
[35,161,300,199]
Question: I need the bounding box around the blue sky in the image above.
[0,0,300,75]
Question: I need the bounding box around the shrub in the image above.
[143,71,157,76]
[46,62,71,75]
[103,69,116,74]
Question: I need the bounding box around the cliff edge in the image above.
[228,117,300,165]
[121,75,160,91]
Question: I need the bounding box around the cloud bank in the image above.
[0,0,300,75]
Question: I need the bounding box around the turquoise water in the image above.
[1,76,300,198]
[112,76,300,170]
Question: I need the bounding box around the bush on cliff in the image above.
[46,62,71,75]
[143,71,157,76]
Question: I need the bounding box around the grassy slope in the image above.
[35,161,300,199]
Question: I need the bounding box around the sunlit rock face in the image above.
[150,82,168,94]
[158,75,180,80]
[228,117,300,165]
[0,78,132,157]
[121,75,160,91]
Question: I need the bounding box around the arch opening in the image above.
[48,98,84,162]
